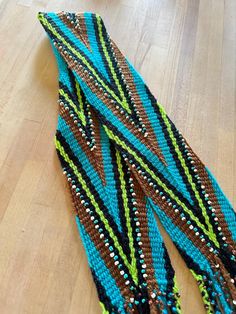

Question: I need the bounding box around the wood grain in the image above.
[0,1,235,313]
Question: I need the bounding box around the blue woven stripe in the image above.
[128,61,193,205]
[146,203,168,291]
[47,13,107,79]
[75,216,126,313]
[58,116,109,201]
[84,12,111,82]
[206,167,236,241]
[58,115,123,232]
[148,197,232,313]
[69,70,182,187]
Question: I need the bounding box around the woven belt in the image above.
[38,11,236,314]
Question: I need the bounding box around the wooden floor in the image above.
[0,0,235,313]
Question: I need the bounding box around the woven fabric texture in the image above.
[38,11,236,314]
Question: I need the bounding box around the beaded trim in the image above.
[38,11,236,314]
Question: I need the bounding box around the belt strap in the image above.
[38,11,236,314]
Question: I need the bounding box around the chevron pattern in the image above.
[38,11,236,314]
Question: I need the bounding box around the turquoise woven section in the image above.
[38,11,236,314]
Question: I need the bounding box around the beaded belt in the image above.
[38,11,236,314]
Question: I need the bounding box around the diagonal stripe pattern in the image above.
[38,11,236,314]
